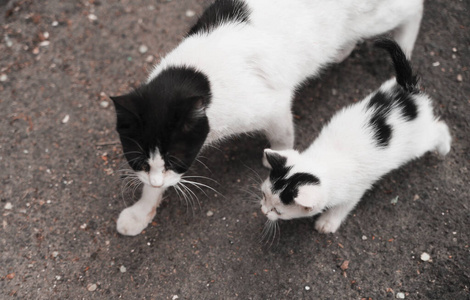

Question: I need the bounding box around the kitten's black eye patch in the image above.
[270,170,320,205]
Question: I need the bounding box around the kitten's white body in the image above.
[261,79,451,234]
[118,0,424,236]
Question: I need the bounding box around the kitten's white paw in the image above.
[315,215,341,234]
[116,205,155,236]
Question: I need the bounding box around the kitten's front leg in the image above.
[315,200,358,234]
[116,184,165,236]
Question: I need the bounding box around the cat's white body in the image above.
[117,0,424,236]
[150,0,423,146]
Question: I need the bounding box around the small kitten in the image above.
[111,0,425,235]
[260,40,451,234]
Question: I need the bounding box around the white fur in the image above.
[118,0,424,235]
[260,79,452,234]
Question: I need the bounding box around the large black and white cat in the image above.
[110,0,424,236]
[260,40,451,234]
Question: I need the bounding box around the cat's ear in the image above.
[294,184,323,209]
[187,96,210,117]
[110,94,140,117]
[263,149,287,169]
[110,93,141,130]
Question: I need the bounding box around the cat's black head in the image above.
[110,66,211,187]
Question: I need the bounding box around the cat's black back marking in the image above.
[266,152,320,205]
[188,0,250,36]
[111,66,212,174]
[367,39,420,148]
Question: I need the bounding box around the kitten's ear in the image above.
[263,149,287,169]
[110,94,139,117]
[294,184,323,209]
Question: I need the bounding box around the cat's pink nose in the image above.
[149,173,164,187]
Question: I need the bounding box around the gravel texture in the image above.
[1,0,469,299]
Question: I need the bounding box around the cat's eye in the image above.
[271,207,281,215]
[141,162,150,172]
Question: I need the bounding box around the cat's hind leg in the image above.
[392,5,423,58]
[334,42,357,63]
[116,184,164,236]
[434,120,451,156]
[263,111,295,168]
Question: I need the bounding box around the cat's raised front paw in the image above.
[116,205,156,236]
[315,215,341,234]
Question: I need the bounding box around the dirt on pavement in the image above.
[1,0,469,299]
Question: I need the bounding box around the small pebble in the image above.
[87,283,97,292]
[80,223,87,229]
[120,265,127,273]
[0,74,7,82]
[304,285,311,291]
[4,202,13,210]
[206,210,214,217]
[39,41,50,47]
[52,21,59,26]
[32,47,39,55]
[456,74,462,82]
[145,55,154,63]
[4,35,13,47]
[420,252,430,262]
[62,115,70,124]
[100,101,109,108]
[452,47,457,52]
[432,61,440,67]
[88,14,97,21]
[55,276,61,280]
[362,235,367,241]
[331,89,337,96]
[43,32,49,39]
[139,45,148,54]
[396,292,405,299]
[186,10,196,17]
[172,296,179,300]
[28,264,34,268]
[52,251,59,258]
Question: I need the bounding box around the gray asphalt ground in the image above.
[1,0,469,299]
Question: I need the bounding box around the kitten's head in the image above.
[110,66,211,188]
[260,149,325,221]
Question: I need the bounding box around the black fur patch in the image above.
[188,0,250,36]
[367,88,418,147]
[375,39,419,94]
[111,66,211,174]
[266,152,320,205]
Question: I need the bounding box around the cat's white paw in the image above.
[315,215,341,234]
[116,205,155,236]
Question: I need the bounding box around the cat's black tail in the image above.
[375,39,419,94]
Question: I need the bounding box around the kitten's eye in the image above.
[303,206,313,212]
[271,207,281,215]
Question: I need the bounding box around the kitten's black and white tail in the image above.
[375,39,419,94]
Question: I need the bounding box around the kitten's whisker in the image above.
[241,162,263,183]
